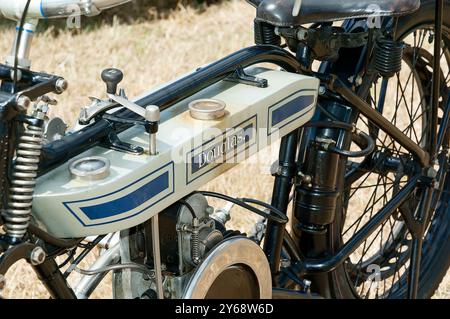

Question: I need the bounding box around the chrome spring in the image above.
[374,39,404,78]
[0,133,9,212]
[2,122,44,240]
[191,229,200,265]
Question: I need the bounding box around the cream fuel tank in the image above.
[32,66,319,238]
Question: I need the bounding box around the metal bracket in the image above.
[278,26,370,62]
[102,131,144,155]
[0,242,37,275]
[225,66,268,88]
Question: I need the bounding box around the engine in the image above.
[150,193,225,276]
[112,193,271,299]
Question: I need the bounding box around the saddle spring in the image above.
[2,105,48,242]
[374,38,405,78]
[254,21,281,46]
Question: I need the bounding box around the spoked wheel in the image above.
[326,13,450,298]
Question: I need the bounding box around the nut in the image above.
[16,95,31,111]
[55,78,69,94]
[29,247,46,266]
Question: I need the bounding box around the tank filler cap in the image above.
[188,99,226,120]
[69,156,110,182]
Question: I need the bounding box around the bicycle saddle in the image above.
[250,0,421,27]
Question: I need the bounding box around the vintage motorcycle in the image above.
[0,0,448,299]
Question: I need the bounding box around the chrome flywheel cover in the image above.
[182,236,272,299]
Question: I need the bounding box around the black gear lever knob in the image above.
[101,68,124,95]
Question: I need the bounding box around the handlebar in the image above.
[0,0,131,20]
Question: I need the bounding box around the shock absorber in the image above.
[294,136,340,235]
[2,104,48,243]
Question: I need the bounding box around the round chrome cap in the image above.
[188,99,226,120]
[69,156,110,182]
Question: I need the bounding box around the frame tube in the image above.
[330,76,430,167]
[264,131,299,275]
[429,0,444,158]
[408,0,444,298]
[40,45,302,172]
[33,258,77,299]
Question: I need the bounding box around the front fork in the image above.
[264,96,354,295]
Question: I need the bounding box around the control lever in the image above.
[79,67,160,155]
[78,68,125,124]
[108,94,160,155]
[101,68,124,95]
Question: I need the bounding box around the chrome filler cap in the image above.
[69,156,110,182]
[188,99,226,120]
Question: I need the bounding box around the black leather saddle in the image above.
[247,0,420,27]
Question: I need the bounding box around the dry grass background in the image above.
[0,0,448,298]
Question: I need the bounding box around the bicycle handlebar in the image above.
[0,0,131,20]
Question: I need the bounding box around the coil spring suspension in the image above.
[375,39,404,78]
[0,132,9,212]
[2,106,47,242]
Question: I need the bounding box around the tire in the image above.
[316,1,450,299]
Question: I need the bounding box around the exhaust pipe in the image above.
[0,0,131,20]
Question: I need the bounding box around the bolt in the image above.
[298,171,312,185]
[297,29,308,40]
[303,175,312,185]
[255,223,265,232]
[302,279,312,293]
[276,166,283,175]
[29,247,46,266]
[318,86,326,95]
[16,95,31,111]
[348,75,362,86]
[55,78,69,94]
[280,259,291,268]
[425,167,438,179]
